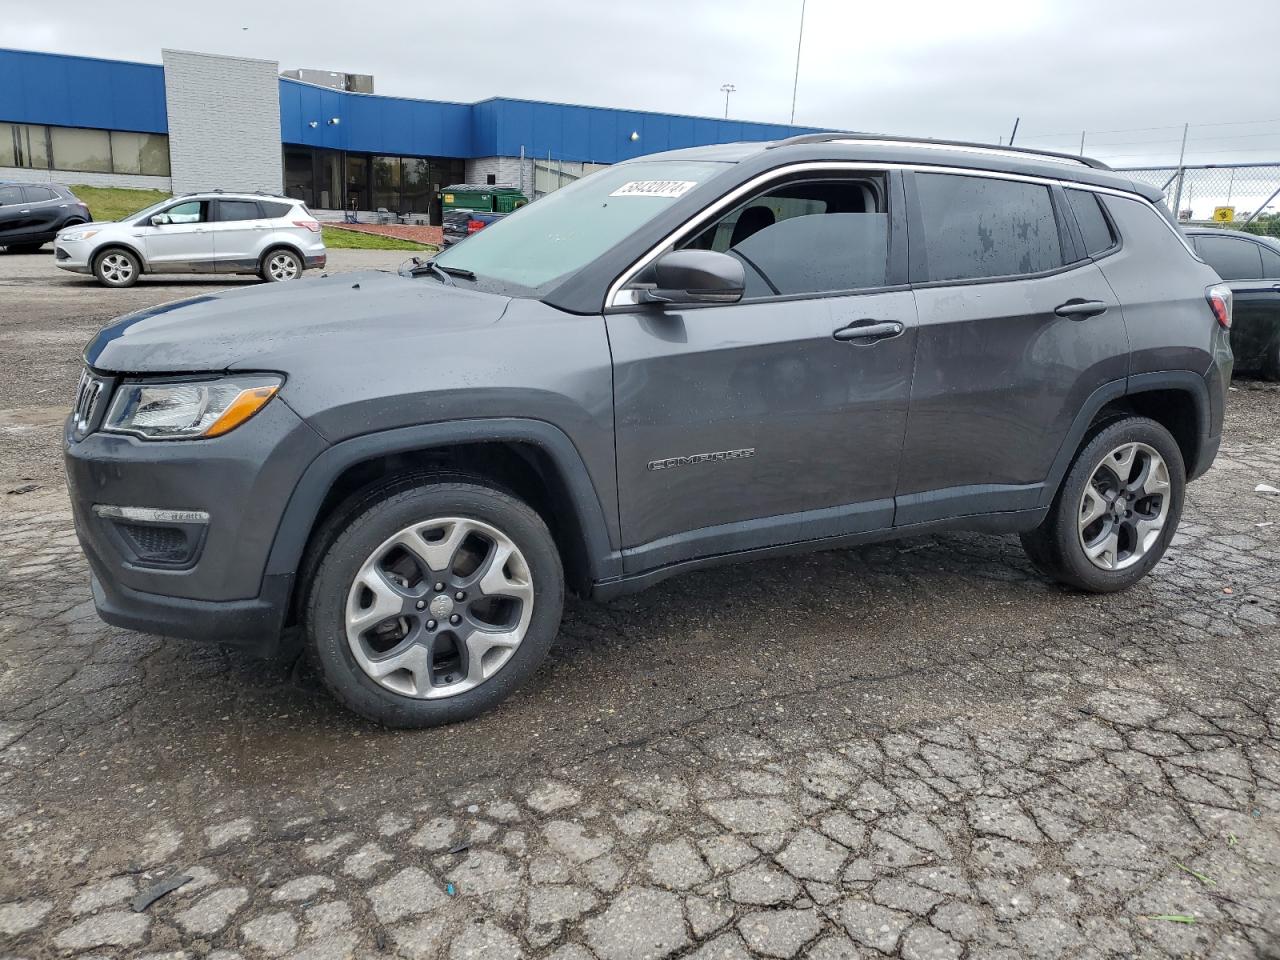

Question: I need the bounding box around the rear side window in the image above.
[1195,235,1264,280]
[215,200,262,222]
[1260,243,1280,279]
[261,200,292,218]
[1066,189,1116,256]
[915,173,1063,282]
[23,185,58,202]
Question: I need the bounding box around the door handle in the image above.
[1054,299,1108,319]
[19,209,30,214]
[833,320,904,342]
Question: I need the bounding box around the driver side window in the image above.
[679,175,890,298]
[161,200,207,224]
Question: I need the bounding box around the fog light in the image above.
[93,505,209,568]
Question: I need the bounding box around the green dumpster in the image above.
[440,184,528,214]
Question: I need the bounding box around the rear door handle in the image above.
[833,320,904,342]
[1054,299,1109,319]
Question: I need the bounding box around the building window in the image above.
[372,155,402,211]
[1,122,170,176]
[0,122,50,169]
[49,127,112,173]
[109,131,171,176]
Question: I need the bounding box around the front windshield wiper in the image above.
[407,258,476,285]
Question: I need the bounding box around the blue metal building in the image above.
[0,46,823,220]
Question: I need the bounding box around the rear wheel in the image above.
[261,248,302,282]
[1021,416,1184,592]
[303,478,564,727]
[94,248,140,287]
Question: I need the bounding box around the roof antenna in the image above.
[1008,117,1021,146]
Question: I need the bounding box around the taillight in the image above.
[467,219,485,234]
[292,220,322,233]
[1206,284,1232,329]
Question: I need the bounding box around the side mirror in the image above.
[150,213,171,226]
[631,250,745,306]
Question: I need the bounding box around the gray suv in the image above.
[65,135,1233,727]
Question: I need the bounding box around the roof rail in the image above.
[768,132,1112,171]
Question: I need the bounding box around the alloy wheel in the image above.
[1078,441,1171,571]
[99,253,134,284]
[345,516,534,699]
[268,252,299,281]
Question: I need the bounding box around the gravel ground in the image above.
[1,246,1278,959]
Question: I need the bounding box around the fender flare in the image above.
[1038,371,1211,507]
[263,417,622,583]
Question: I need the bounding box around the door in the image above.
[0,184,31,241]
[208,198,266,271]
[1193,233,1280,369]
[898,171,1128,524]
[139,199,214,271]
[607,170,918,571]
[21,185,64,238]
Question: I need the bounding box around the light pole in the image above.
[789,0,806,124]
[720,83,736,119]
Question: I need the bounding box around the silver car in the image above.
[54,192,326,287]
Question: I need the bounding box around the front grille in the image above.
[72,368,106,437]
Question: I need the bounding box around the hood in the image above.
[85,271,512,373]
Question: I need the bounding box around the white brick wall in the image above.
[162,49,282,195]
[464,156,534,195]
[0,166,171,192]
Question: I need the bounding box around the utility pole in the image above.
[1171,122,1190,221]
[1008,117,1020,145]
[789,0,806,124]
[1079,131,1086,156]
[720,83,736,119]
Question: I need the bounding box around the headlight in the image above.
[104,374,282,440]
[59,229,99,242]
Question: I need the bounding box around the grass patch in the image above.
[69,184,171,223]
[321,226,434,252]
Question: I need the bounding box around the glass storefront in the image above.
[281,146,465,223]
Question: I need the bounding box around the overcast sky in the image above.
[10,0,1280,167]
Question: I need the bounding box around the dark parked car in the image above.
[1184,227,1280,379]
[66,134,1232,727]
[0,181,91,252]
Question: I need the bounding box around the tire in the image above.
[261,247,303,282]
[94,247,141,287]
[1262,338,1280,382]
[302,477,564,727]
[1020,416,1185,593]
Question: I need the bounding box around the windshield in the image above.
[434,160,728,289]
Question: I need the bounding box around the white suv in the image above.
[54,192,326,287]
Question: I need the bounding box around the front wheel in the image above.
[94,248,141,287]
[303,478,564,727]
[261,248,302,282]
[1021,416,1185,593]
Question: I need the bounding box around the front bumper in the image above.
[65,391,328,653]
[54,239,95,273]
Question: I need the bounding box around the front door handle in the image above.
[833,320,904,342]
[1054,299,1109,319]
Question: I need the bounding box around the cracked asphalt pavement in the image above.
[1,247,1279,959]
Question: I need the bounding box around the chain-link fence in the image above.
[1116,162,1280,225]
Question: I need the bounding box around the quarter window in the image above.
[916,173,1064,282]
[260,201,293,218]
[1195,235,1263,280]
[680,176,890,297]
[215,200,262,222]
[1066,188,1116,257]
